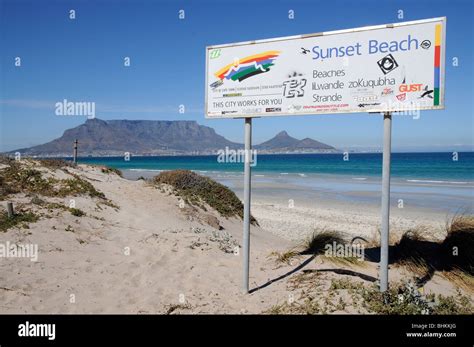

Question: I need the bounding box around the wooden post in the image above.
[73,139,78,164]
[7,202,14,218]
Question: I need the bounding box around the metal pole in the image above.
[380,112,392,292]
[242,117,252,293]
[73,139,78,164]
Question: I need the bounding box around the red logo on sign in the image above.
[381,88,394,96]
[396,93,406,101]
[399,84,423,92]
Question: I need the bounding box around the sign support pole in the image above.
[380,112,392,292]
[242,117,252,294]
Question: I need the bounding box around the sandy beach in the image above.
[0,160,472,314]
[124,169,464,243]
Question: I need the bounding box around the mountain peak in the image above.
[256,131,336,152]
[275,130,290,137]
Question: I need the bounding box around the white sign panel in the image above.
[205,17,446,118]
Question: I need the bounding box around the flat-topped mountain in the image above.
[12,119,241,156]
[9,119,337,156]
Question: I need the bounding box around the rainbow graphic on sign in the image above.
[433,24,442,106]
[214,51,280,83]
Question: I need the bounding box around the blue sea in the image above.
[78,152,474,183]
[77,152,473,213]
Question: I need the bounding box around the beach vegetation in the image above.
[360,282,472,315]
[441,214,474,275]
[301,230,345,255]
[57,174,105,199]
[392,228,433,275]
[330,277,362,290]
[0,209,39,232]
[271,230,364,265]
[46,202,67,211]
[209,230,239,253]
[100,166,123,177]
[69,207,86,217]
[0,164,56,198]
[0,158,107,200]
[269,248,301,265]
[164,303,192,314]
[267,278,472,315]
[30,195,46,206]
[389,215,474,289]
[439,270,474,292]
[153,170,258,224]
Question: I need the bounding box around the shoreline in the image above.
[121,168,474,187]
[122,168,469,242]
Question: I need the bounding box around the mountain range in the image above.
[10,119,337,156]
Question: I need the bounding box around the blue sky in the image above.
[0,0,473,152]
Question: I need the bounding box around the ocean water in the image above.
[78,152,474,183]
[78,152,473,213]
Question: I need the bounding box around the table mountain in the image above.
[9,120,337,156]
[12,119,241,156]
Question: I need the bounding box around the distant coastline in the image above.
[6,149,473,158]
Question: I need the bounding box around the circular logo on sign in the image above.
[377,54,399,74]
[421,40,431,49]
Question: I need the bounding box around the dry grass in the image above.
[392,228,433,275]
[389,215,474,290]
[365,227,401,248]
[0,209,39,232]
[441,214,474,275]
[0,159,105,200]
[267,278,473,315]
[271,230,365,266]
[269,248,302,265]
[153,170,258,224]
[100,166,123,177]
[164,303,192,314]
[300,230,345,255]
[440,270,474,292]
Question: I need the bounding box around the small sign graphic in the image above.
[420,40,431,49]
[396,93,406,101]
[210,49,221,59]
[377,54,399,75]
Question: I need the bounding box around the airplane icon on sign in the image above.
[419,85,434,99]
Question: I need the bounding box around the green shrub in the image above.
[0,210,39,232]
[69,208,85,217]
[58,177,105,199]
[153,170,257,224]
[101,166,123,177]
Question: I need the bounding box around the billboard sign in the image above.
[205,17,446,118]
